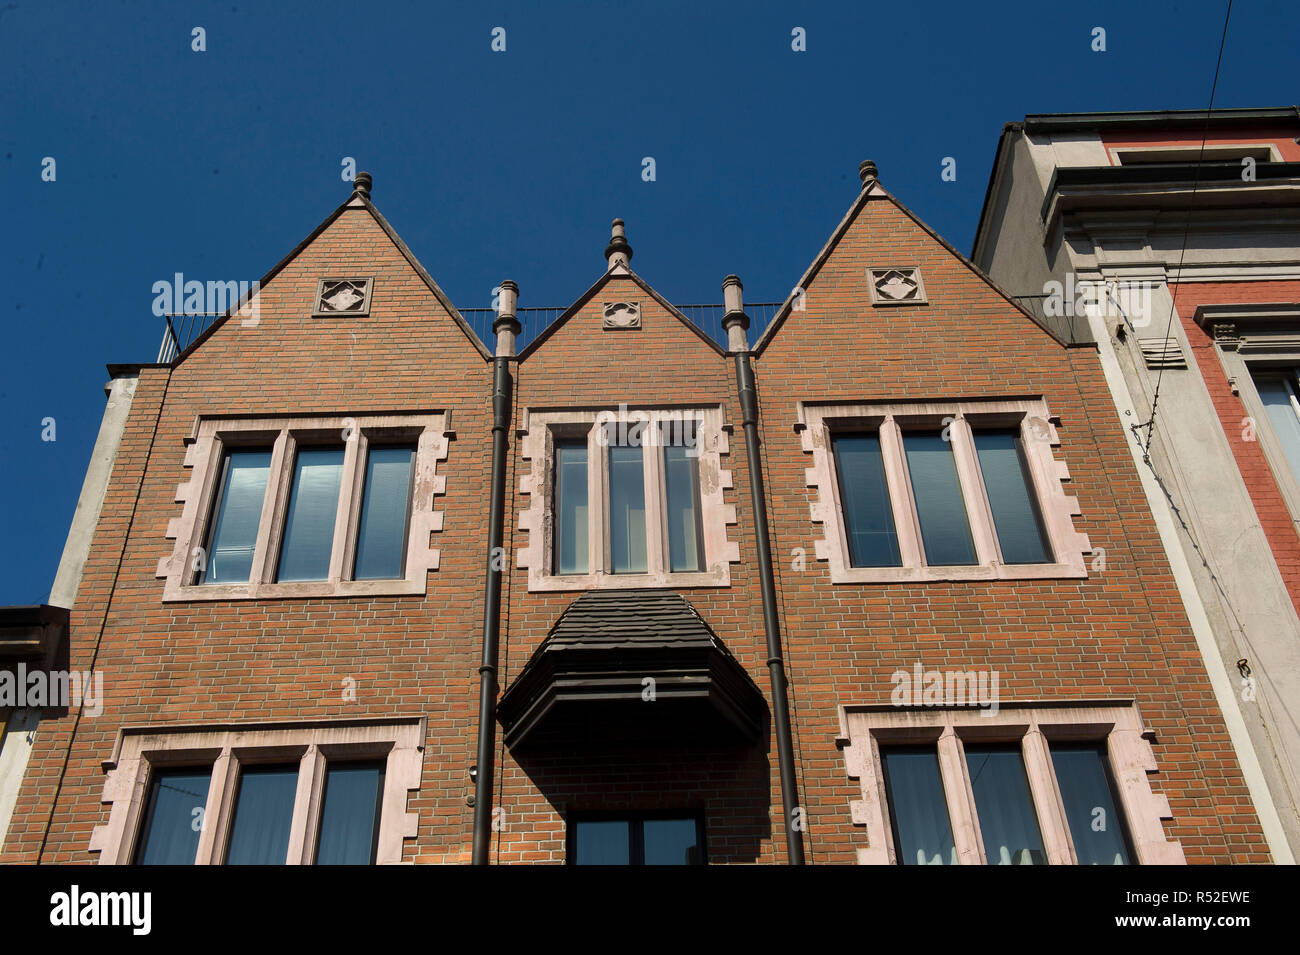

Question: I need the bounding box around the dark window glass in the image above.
[200,449,272,584]
[965,745,1046,865]
[832,432,902,567]
[224,764,298,865]
[276,447,344,582]
[570,815,704,865]
[881,748,956,865]
[133,767,212,865]
[573,819,630,865]
[643,818,703,865]
[973,429,1051,564]
[352,446,415,580]
[663,437,705,573]
[1050,743,1133,865]
[314,761,385,865]
[554,440,589,574]
[608,436,647,574]
[903,432,977,565]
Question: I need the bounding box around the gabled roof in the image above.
[172,186,491,366]
[752,178,1072,355]
[517,261,727,361]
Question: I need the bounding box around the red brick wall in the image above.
[752,196,1268,863]
[4,206,494,864]
[3,192,1273,865]
[1174,279,1300,620]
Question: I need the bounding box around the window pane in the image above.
[315,761,384,865]
[1253,372,1300,482]
[965,745,1046,865]
[276,447,344,582]
[608,440,647,574]
[574,820,630,864]
[903,432,977,565]
[133,767,212,865]
[554,440,589,574]
[882,748,956,865]
[353,446,414,580]
[832,433,902,567]
[1050,744,1133,865]
[201,450,271,584]
[664,442,704,572]
[973,429,1051,564]
[643,818,702,865]
[225,764,298,865]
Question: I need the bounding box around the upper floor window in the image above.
[90,719,423,865]
[837,702,1185,865]
[801,399,1090,583]
[158,414,447,601]
[518,407,739,592]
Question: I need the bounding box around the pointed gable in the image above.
[172,180,490,369]
[753,177,1068,362]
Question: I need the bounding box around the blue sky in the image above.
[2,0,1295,603]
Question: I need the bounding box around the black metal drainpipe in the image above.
[726,287,806,865]
[472,295,518,865]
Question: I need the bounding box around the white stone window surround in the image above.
[517,406,740,592]
[1208,308,1300,528]
[89,717,424,865]
[157,413,449,601]
[836,701,1185,865]
[797,398,1090,583]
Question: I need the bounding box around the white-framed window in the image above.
[799,399,1090,583]
[1203,305,1300,526]
[157,413,449,601]
[837,701,1185,865]
[89,719,424,865]
[517,406,739,591]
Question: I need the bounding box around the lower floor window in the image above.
[838,702,1180,865]
[92,719,422,865]
[568,812,705,865]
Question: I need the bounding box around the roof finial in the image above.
[605,218,633,269]
[858,160,878,188]
[353,171,373,199]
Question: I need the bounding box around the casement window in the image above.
[90,719,423,865]
[518,407,739,591]
[837,702,1184,865]
[800,399,1090,583]
[158,414,448,600]
[567,812,706,865]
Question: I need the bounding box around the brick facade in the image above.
[2,177,1271,864]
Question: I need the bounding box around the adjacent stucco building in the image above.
[972,106,1300,861]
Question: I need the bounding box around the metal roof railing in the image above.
[157,301,788,361]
